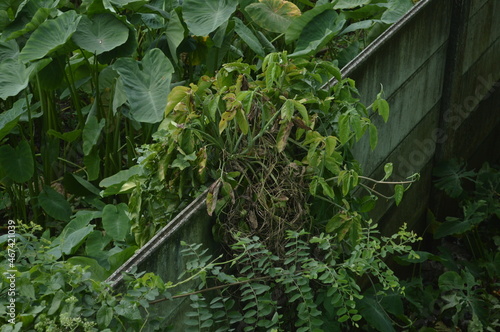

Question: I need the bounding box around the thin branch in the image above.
[149,276,271,305]
[359,183,392,200]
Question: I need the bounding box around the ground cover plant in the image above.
[397,161,500,331]
[0,0,422,330]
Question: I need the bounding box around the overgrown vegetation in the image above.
[12,1,499,331]
[398,160,500,331]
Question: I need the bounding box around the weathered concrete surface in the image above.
[106,191,216,330]
[337,0,500,228]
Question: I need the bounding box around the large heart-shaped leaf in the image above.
[38,185,72,222]
[6,6,51,40]
[85,230,113,259]
[46,211,97,259]
[246,0,301,34]
[113,48,174,123]
[19,10,81,62]
[102,203,130,241]
[72,13,129,55]
[182,0,238,36]
[0,59,36,99]
[68,256,108,281]
[0,140,33,183]
[291,10,345,57]
[357,296,397,332]
[62,173,101,197]
[59,225,94,255]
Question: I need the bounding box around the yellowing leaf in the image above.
[276,121,293,152]
[219,110,236,134]
[246,0,301,33]
[206,179,222,216]
[325,136,337,156]
[235,108,249,134]
[165,86,191,115]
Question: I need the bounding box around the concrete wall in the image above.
[108,0,500,326]
[338,0,500,234]
[106,192,215,330]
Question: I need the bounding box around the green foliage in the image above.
[381,161,500,331]
[123,51,412,249]
[0,0,415,232]
[182,0,238,36]
[164,222,421,331]
[0,1,418,330]
[433,159,477,198]
[0,223,161,331]
[246,0,301,33]
[113,48,174,123]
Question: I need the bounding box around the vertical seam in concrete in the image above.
[434,0,472,162]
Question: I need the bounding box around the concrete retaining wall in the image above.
[339,0,500,233]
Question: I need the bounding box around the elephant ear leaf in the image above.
[246,0,301,34]
[72,14,129,55]
[19,10,81,62]
[102,203,131,242]
[113,48,174,123]
[0,140,34,183]
[0,59,36,99]
[38,186,72,222]
[182,0,238,36]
